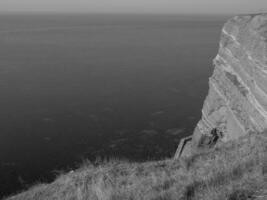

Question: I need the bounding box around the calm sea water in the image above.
[0,14,227,196]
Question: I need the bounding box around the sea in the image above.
[0,14,228,197]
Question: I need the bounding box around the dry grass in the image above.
[5,132,267,200]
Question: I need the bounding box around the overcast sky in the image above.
[1,0,267,14]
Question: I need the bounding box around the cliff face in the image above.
[176,14,267,158]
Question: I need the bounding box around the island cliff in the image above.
[5,14,267,200]
[175,13,267,158]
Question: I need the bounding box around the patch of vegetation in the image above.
[5,132,267,200]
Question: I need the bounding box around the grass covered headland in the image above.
[5,131,267,200]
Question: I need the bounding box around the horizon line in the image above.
[0,10,244,16]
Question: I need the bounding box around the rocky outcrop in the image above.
[175,13,267,158]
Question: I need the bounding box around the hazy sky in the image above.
[1,0,267,14]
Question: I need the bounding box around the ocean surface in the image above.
[0,14,227,196]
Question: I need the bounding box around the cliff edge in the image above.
[175,13,267,158]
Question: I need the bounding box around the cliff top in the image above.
[224,13,267,65]
[5,132,267,200]
[228,13,267,36]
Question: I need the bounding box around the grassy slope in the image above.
[5,132,267,200]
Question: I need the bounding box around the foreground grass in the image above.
[5,132,267,200]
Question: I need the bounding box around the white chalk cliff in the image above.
[176,13,267,158]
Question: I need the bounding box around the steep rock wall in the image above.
[176,13,267,158]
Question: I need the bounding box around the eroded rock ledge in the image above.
[175,13,267,158]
